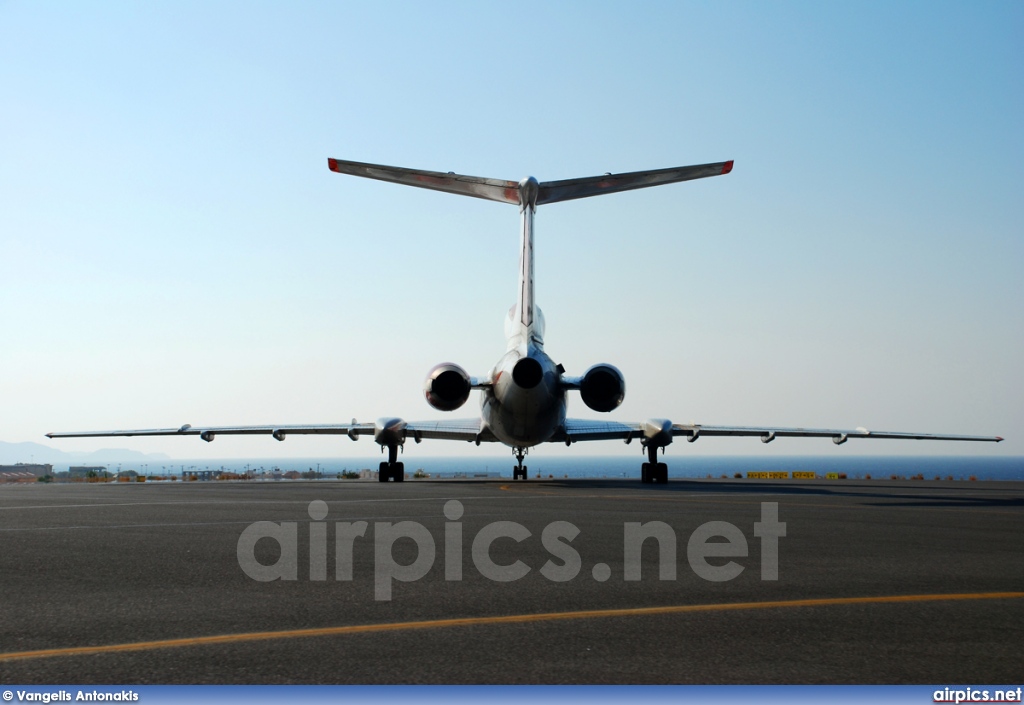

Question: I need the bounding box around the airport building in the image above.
[182,469,219,481]
[69,466,109,478]
[0,463,53,480]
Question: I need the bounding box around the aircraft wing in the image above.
[47,422,377,442]
[555,419,642,442]
[668,424,1002,444]
[47,418,497,444]
[558,419,1002,445]
[405,419,496,443]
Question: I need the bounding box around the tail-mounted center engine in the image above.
[423,363,472,411]
[578,363,626,412]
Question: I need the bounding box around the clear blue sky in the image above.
[2,1,1020,460]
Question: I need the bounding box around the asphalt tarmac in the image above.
[0,476,1021,684]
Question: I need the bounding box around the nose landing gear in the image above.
[641,444,668,484]
[512,447,528,481]
[378,443,405,482]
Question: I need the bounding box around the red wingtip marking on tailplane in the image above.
[327,158,339,172]
[721,160,734,175]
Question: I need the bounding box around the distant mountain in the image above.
[0,441,170,466]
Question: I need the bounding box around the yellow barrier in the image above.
[826,472,840,480]
[746,472,790,479]
[793,471,817,480]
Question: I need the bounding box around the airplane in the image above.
[47,158,1003,483]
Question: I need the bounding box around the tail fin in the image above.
[327,158,734,206]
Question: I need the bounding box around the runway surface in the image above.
[1,477,1021,684]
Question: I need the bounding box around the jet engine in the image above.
[423,362,472,411]
[579,363,626,412]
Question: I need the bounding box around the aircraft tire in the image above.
[656,462,668,483]
[641,462,651,483]
[393,462,404,482]
[378,461,390,482]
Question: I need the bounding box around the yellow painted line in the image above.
[1,592,1021,663]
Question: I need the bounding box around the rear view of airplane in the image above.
[48,158,1003,482]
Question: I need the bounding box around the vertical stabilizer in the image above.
[512,177,541,350]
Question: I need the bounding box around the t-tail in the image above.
[326,157,734,352]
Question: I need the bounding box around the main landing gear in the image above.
[378,443,405,482]
[641,444,668,484]
[512,447,528,481]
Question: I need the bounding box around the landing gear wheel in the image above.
[378,461,390,482]
[642,445,669,483]
[393,462,405,482]
[512,448,528,480]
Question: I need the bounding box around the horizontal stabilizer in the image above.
[537,161,733,205]
[328,158,734,207]
[328,158,520,205]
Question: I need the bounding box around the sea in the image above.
[149,455,1024,481]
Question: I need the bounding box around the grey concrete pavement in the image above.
[0,477,1021,683]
